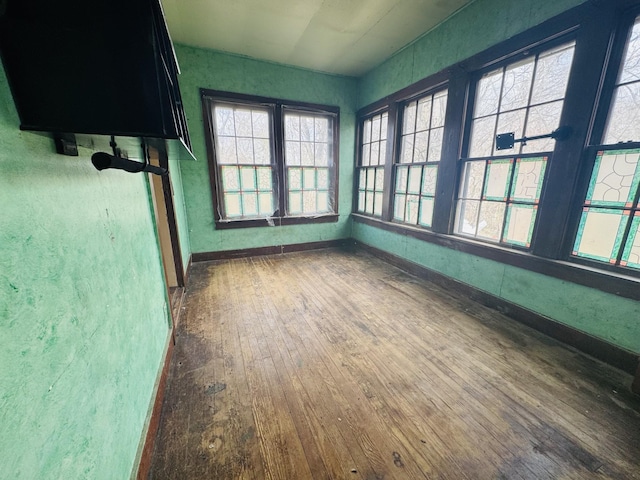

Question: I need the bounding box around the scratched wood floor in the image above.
[149,248,640,480]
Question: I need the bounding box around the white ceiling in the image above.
[161,0,474,77]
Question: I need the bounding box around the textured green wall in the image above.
[353,0,639,354]
[174,44,357,253]
[358,0,588,108]
[0,64,170,479]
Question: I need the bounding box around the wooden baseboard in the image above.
[633,361,640,395]
[192,238,351,262]
[135,333,174,479]
[356,241,639,377]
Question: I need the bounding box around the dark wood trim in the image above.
[136,333,174,480]
[191,238,351,262]
[633,361,640,395]
[352,213,640,301]
[382,103,398,221]
[356,241,639,377]
[214,213,339,230]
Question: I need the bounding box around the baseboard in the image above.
[184,254,192,286]
[356,241,640,377]
[192,238,351,262]
[132,330,174,480]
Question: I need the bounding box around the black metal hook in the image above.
[496,126,572,151]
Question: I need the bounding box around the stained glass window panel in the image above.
[225,193,242,217]
[361,143,370,166]
[366,168,375,191]
[317,169,329,189]
[483,160,513,201]
[374,193,383,216]
[258,193,273,215]
[365,192,374,214]
[422,165,438,196]
[289,168,302,190]
[257,167,272,191]
[243,193,258,216]
[406,195,419,224]
[396,166,409,193]
[359,169,366,189]
[585,150,640,207]
[477,201,506,241]
[303,191,316,213]
[510,157,547,202]
[419,197,435,227]
[503,204,537,247]
[358,192,365,212]
[621,215,640,268]
[456,199,480,236]
[408,166,422,194]
[375,168,385,191]
[460,161,486,199]
[240,167,256,190]
[303,168,316,189]
[572,208,629,263]
[317,191,329,213]
[222,166,240,191]
[289,192,302,214]
[394,194,406,220]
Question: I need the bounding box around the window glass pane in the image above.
[217,137,237,164]
[455,199,480,235]
[225,193,242,217]
[503,204,537,247]
[621,215,640,268]
[366,168,375,191]
[585,150,640,207]
[501,59,534,111]
[362,118,371,145]
[380,113,388,140]
[483,159,513,201]
[303,168,316,189]
[419,197,435,227]
[403,102,417,134]
[252,111,270,138]
[243,193,258,216]
[396,166,409,193]
[469,116,496,158]
[315,143,329,166]
[358,192,365,212]
[375,168,385,191]
[530,43,575,105]
[459,161,486,199]
[214,106,235,136]
[477,201,506,241]
[510,157,547,202]
[400,135,414,163]
[416,97,432,131]
[474,69,503,117]
[422,165,438,196]
[431,91,448,128]
[365,192,374,214]
[257,167,272,191]
[370,141,381,166]
[237,137,254,164]
[371,115,381,141]
[303,191,316,213]
[222,166,240,191]
[374,193,383,216]
[258,192,273,215]
[573,208,629,263]
[240,167,256,190]
[521,100,563,153]
[301,142,314,166]
[317,168,329,190]
[495,109,526,154]
[254,138,271,165]
[234,109,253,137]
[300,116,314,142]
[414,131,429,163]
[428,127,444,162]
[406,195,419,224]
[604,83,640,143]
[289,167,302,190]
[361,143,371,167]
[285,114,300,141]
[394,194,406,220]
[359,169,366,189]
[289,192,303,214]
[317,191,329,213]
[315,117,329,142]
[408,166,422,194]
[285,141,301,166]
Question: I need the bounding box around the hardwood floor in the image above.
[149,248,640,479]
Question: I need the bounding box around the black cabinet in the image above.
[0,0,191,153]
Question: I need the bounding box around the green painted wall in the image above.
[168,157,191,271]
[0,64,170,478]
[174,44,358,253]
[358,0,588,108]
[353,0,639,354]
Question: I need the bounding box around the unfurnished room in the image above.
[1,0,640,479]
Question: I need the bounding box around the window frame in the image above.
[352,0,640,299]
[202,89,340,229]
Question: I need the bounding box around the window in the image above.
[393,89,448,227]
[202,90,339,227]
[455,41,575,247]
[572,17,640,269]
[356,111,388,217]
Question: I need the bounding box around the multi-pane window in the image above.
[284,111,334,215]
[356,112,388,217]
[203,91,339,225]
[393,90,448,227]
[572,18,640,269]
[455,41,576,246]
[212,103,275,219]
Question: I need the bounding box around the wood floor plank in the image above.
[150,248,640,480]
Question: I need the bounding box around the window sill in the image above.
[351,213,640,301]
[216,213,339,230]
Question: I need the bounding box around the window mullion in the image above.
[381,103,399,221]
[432,69,468,234]
[532,7,617,259]
[273,104,286,218]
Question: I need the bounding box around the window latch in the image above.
[496,125,571,150]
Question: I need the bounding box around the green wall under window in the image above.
[174,45,358,254]
[0,64,170,478]
[353,0,640,355]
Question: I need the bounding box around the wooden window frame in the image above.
[202,89,340,229]
[353,0,640,301]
